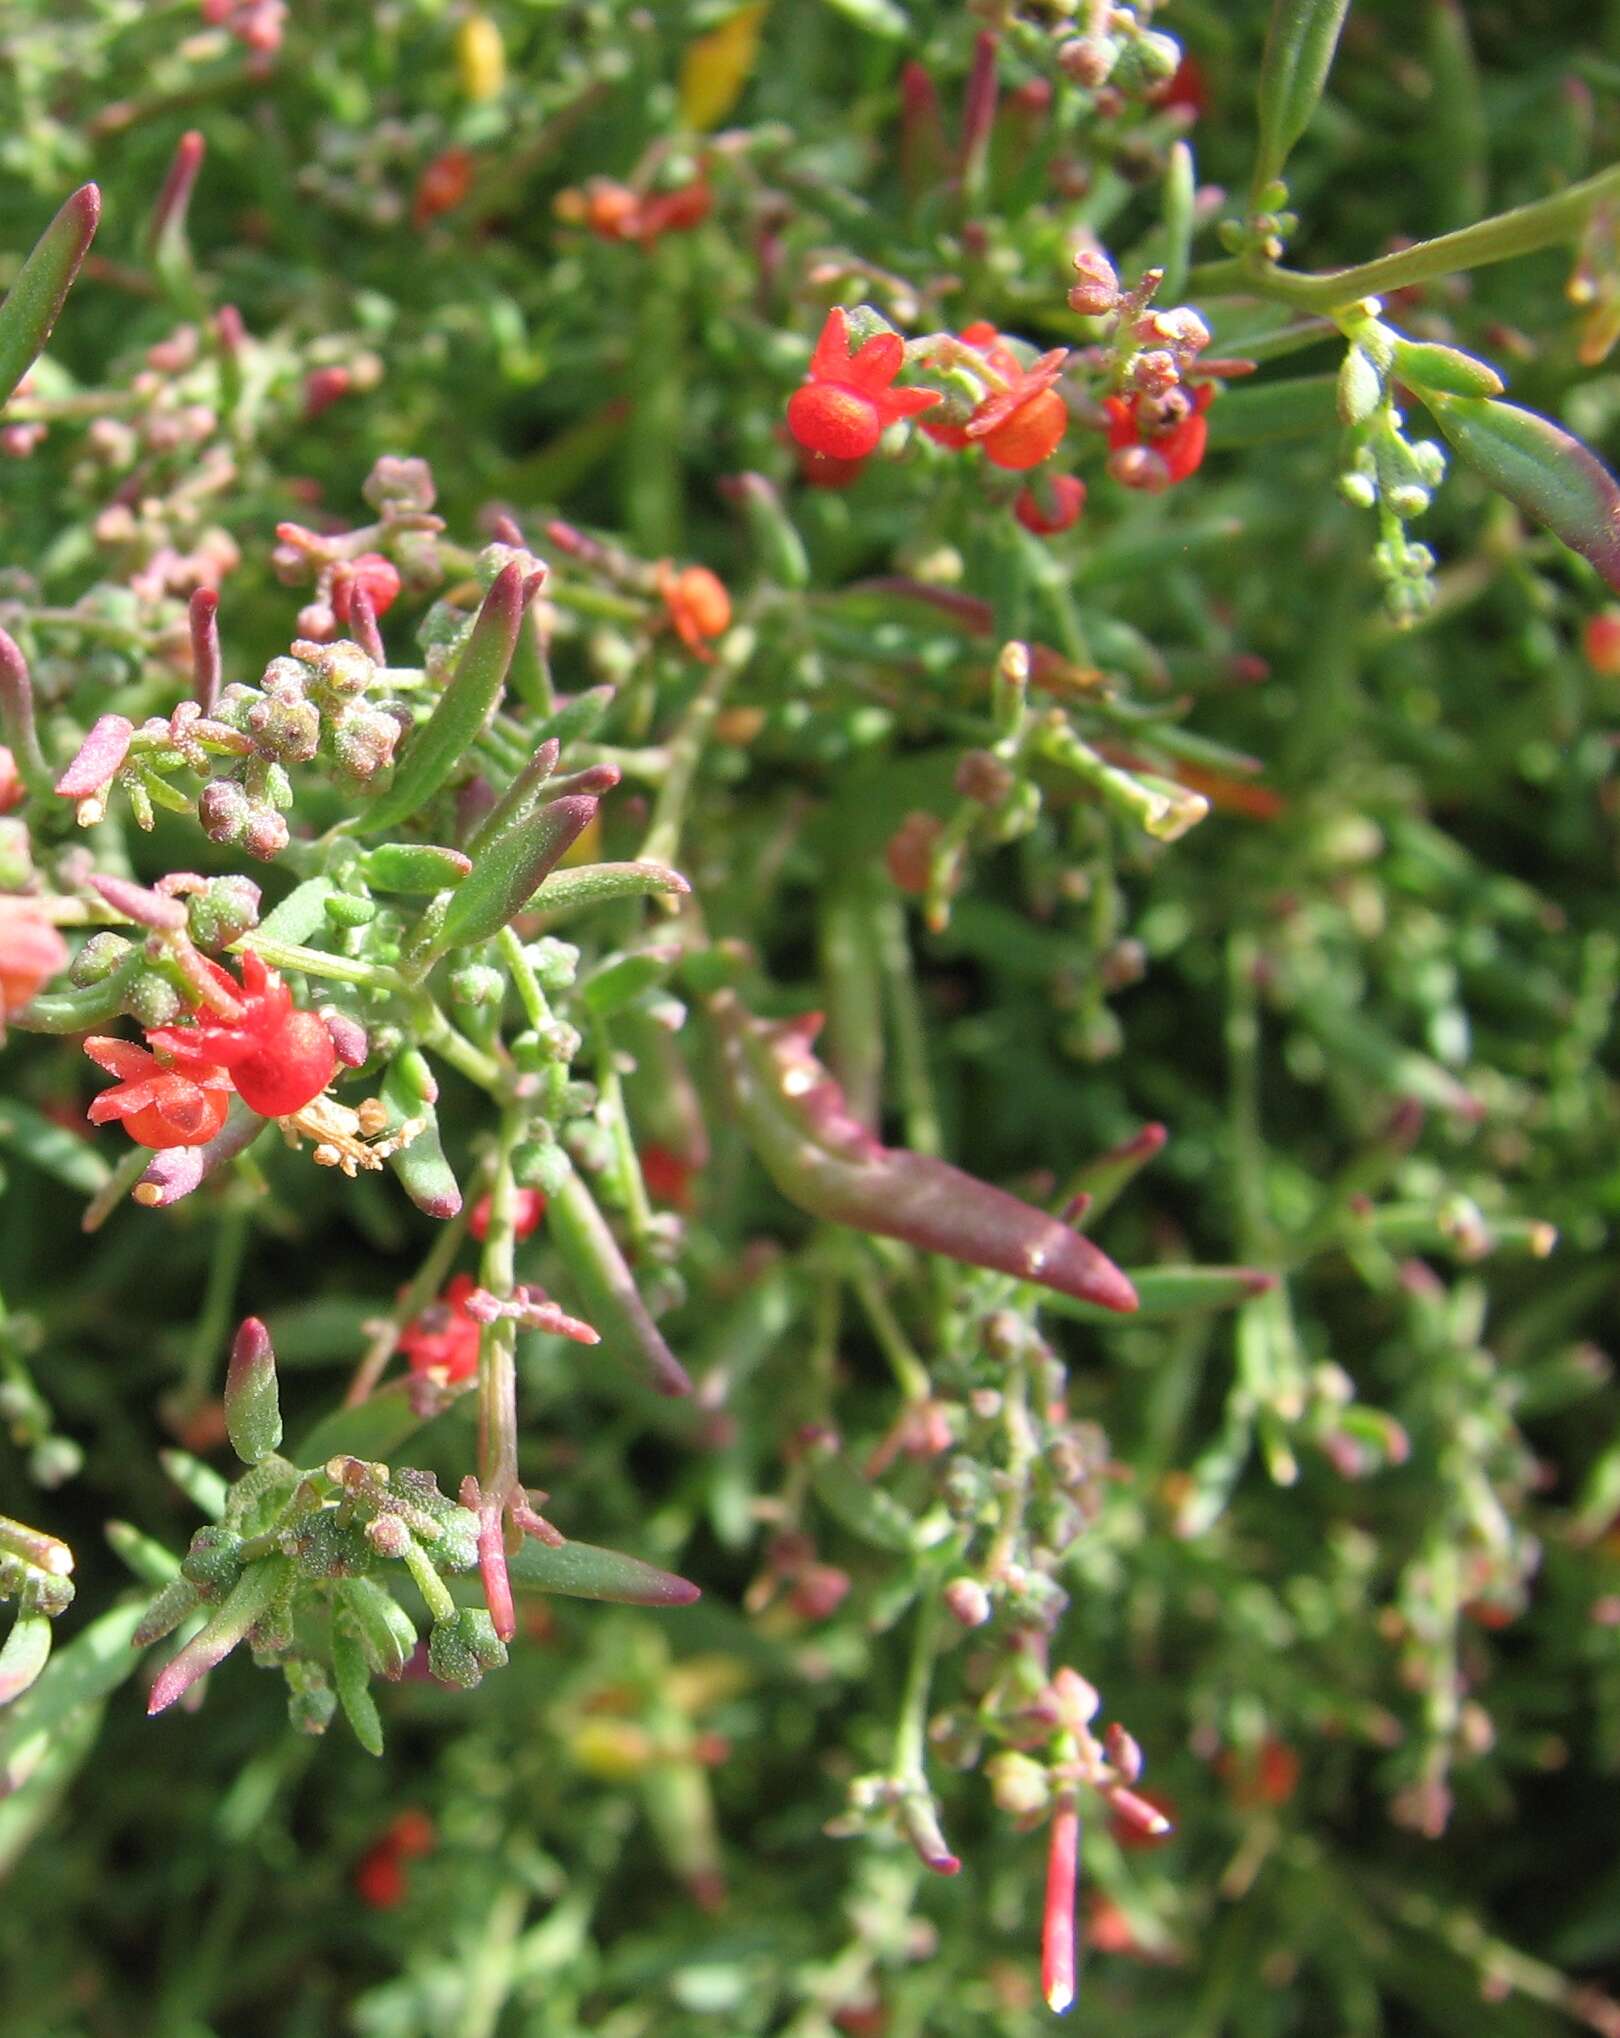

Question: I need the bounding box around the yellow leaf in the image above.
[678,4,769,132]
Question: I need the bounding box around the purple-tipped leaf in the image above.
[55,715,133,800]
[189,589,221,714]
[0,184,100,410]
[225,1316,282,1464]
[1428,392,1620,591]
[146,1556,290,1716]
[88,872,187,931]
[437,792,599,952]
[546,1168,693,1396]
[709,991,1138,1314]
[135,1099,264,1208]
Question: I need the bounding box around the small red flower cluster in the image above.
[84,951,335,1149]
[786,308,942,472]
[468,1187,546,1241]
[555,176,712,246]
[657,563,732,658]
[353,1809,436,1910]
[1104,382,1214,489]
[787,311,1082,516]
[331,553,402,628]
[399,1273,482,1383]
[923,322,1070,472]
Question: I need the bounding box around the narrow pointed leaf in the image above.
[359,843,473,893]
[224,1317,283,1464]
[339,1578,419,1681]
[146,1556,290,1715]
[1426,392,1620,590]
[529,860,691,920]
[437,792,599,951]
[330,1617,384,1755]
[0,1602,148,1795]
[546,1167,693,1396]
[508,1536,700,1605]
[0,1099,110,1196]
[361,564,530,835]
[0,1616,52,1709]
[708,992,1138,1313]
[0,185,100,410]
[1043,1265,1277,1325]
[381,1051,461,1219]
[1254,0,1352,193]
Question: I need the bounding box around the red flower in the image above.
[84,1037,233,1150]
[1584,609,1620,676]
[1159,54,1208,120]
[468,1187,546,1240]
[353,1810,436,1910]
[787,308,941,462]
[640,1143,694,1209]
[797,447,870,489]
[0,896,70,1021]
[1217,1737,1301,1809]
[1014,473,1086,535]
[332,554,402,626]
[412,147,475,229]
[657,563,732,658]
[399,1273,482,1383]
[634,181,712,243]
[924,323,1070,470]
[147,951,336,1118]
[1105,382,1215,487]
[0,746,22,814]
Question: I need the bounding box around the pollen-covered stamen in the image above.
[278,1091,424,1176]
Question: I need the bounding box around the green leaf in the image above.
[809,1455,921,1553]
[0,185,99,410]
[381,1052,461,1220]
[528,859,691,921]
[361,564,530,836]
[545,1167,692,1396]
[507,1537,700,1605]
[0,1098,109,1195]
[224,1318,283,1466]
[359,842,473,893]
[1254,0,1353,193]
[1389,336,1503,400]
[331,1617,384,1755]
[436,793,599,953]
[1043,1266,1277,1326]
[339,1577,418,1680]
[256,876,336,944]
[0,1601,147,1793]
[1425,392,1620,590]
[0,1614,52,1708]
[580,945,681,1017]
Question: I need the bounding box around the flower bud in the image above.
[428,1607,508,1688]
[943,1576,992,1627]
[225,1316,282,1465]
[987,1751,1051,1820]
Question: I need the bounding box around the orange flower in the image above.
[925,322,1070,470]
[787,308,941,462]
[0,896,69,1022]
[1105,382,1215,486]
[83,1037,233,1149]
[658,563,732,658]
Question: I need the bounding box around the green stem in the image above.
[1237,159,1620,313]
[477,1105,526,1511]
[228,935,399,992]
[893,1583,942,1781]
